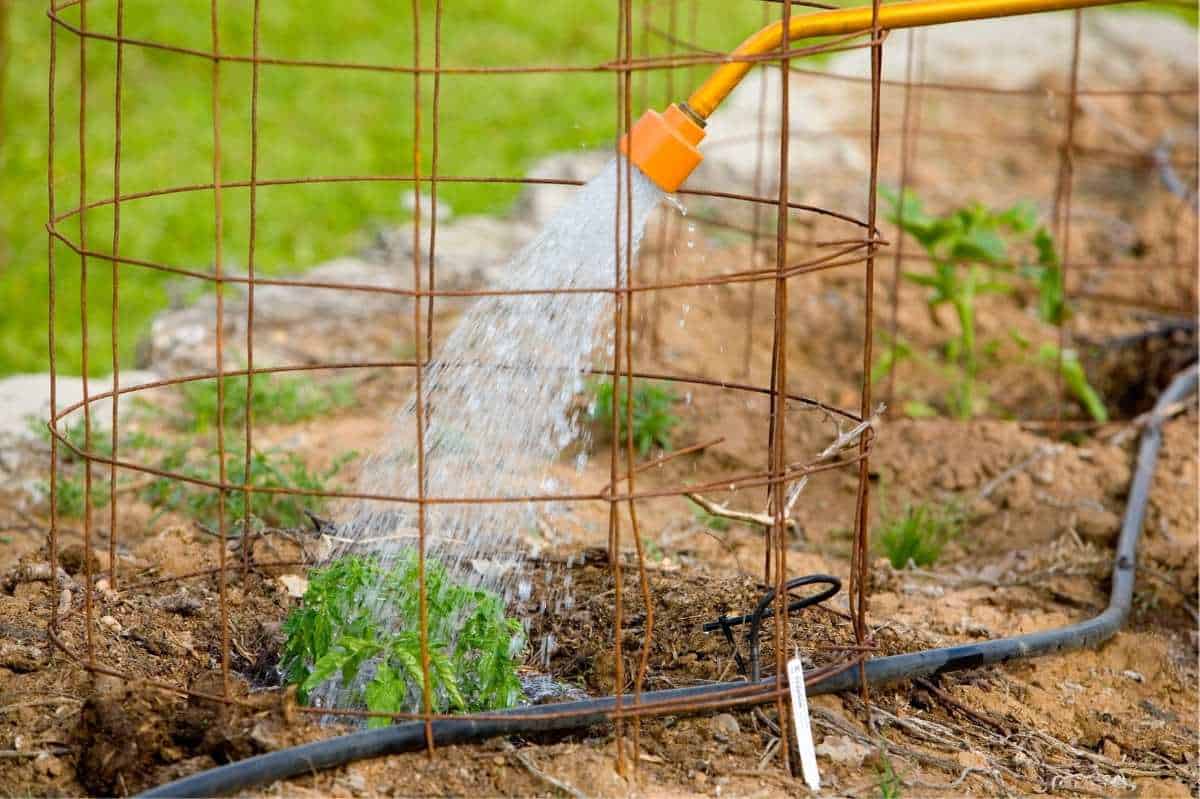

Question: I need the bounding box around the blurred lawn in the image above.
[1,0,764,376]
[0,1,1191,376]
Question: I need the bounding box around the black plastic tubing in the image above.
[140,364,1197,798]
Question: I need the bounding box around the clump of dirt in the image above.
[73,672,296,796]
[520,548,894,695]
[0,532,304,797]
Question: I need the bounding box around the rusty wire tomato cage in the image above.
[42,0,1197,779]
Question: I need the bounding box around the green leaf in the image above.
[282,552,525,716]
[364,663,407,729]
[997,201,1038,232]
[1037,344,1108,422]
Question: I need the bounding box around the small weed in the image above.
[587,378,680,456]
[877,501,964,569]
[876,752,903,798]
[176,375,355,432]
[871,336,914,385]
[46,475,107,519]
[31,419,163,518]
[879,188,1103,420]
[141,445,355,528]
[281,552,524,722]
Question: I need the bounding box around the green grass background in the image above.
[0,1,1191,376]
[2,0,769,376]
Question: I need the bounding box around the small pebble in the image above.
[711,713,740,738]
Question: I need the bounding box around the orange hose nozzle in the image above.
[619,103,706,193]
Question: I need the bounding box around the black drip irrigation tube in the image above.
[139,364,1198,798]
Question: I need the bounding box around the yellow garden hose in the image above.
[623,0,1129,191]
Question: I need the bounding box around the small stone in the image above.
[100,615,121,633]
[693,771,708,786]
[710,713,740,738]
[968,496,997,520]
[1076,507,1120,542]
[277,574,308,599]
[1122,669,1144,683]
[815,735,871,767]
[35,753,67,779]
[156,589,203,616]
[340,773,367,795]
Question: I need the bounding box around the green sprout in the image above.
[876,751,903,799]
[878,188,1104,421]
[281,553,525,724]
[587,378,680,456]
[877,501,964,569]
[176,375,356,433]
[30,418,162,518]
[140,445,355,529]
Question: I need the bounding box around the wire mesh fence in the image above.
[42,0,1197,781]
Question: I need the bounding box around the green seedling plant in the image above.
[30,418,164,518]
[587,378,680,456]
[28,410,357,525]
[876,752,903,799]
[281,552,524,725]
[881,189,1041,417]
[175,375,355,433]
[878,189,1105,420]
[877,500,964,569]
[140,445,355,529]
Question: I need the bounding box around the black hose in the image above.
[702,573,841,680]
[139,364,1197,798]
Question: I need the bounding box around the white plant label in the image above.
[787,652,821,793]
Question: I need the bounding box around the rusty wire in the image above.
[42,0,1197,784]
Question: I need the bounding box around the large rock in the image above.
[0,371,159,441]
[139,216,537,375]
